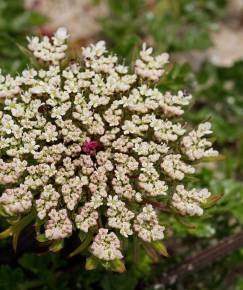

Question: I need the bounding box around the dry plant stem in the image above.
[222,263,243,288]
[154,230,243,287]
[144,199,170,212]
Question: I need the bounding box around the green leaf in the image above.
[0,266,24,290]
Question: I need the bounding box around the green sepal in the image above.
[201,154,225,162]
[85,256,99,270]
[7,216,21,225]
[202,194,223,209]
[142,242,160,263]
[152,241,169,257]
[176,215,197,229]
[36,234,49,243]
[49,239,64,252]
[0,206,10,218]
[110,259,126,273]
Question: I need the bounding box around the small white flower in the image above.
[55,27,69,41]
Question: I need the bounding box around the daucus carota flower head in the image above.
[0,28,218,270]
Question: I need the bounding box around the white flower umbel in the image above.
[0,28,218,263]
[27,27,68,64]
[181,122,219,160]
[0,70,21,98]
[159,90,192,116]
[161,154,195,180]
[134,205,165,242]
[0,158,27,184]
[36,185,60,219]
[75,202,98,233]
[0,185,32,216]
[107,195,135,237]
[91,228,123,261]
[172,185,211,216]
[135,44,169,81]
[45,209,72,240]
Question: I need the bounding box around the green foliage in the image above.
[0,266,24,290]
[0,0,46,74]
[101,0,226,60]
[191,62,243,144]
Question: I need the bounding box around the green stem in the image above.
[13,210,36,251]
[0,227,13,239]
[18,279,43,290]
[69,231,93,258]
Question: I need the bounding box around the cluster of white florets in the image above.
[45,209,73,240]
[134,205,165,242]
[172,185,211,216]
[107,195,135,237]
[0,185,32,216]
[0,72,21,98]
[27,27,69,64]
[181,122,219,160]
[135,44,169,81]
[161,154,195,180]
[91,228,123,261]
[0,28,218,262]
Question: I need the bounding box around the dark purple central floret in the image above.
[82,140,101,154]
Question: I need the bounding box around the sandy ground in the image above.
[174,0,243,68]
[25,0,108,42]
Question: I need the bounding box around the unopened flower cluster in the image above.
[0,28,218,262]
